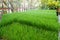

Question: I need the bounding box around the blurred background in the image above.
[0,0,60,13]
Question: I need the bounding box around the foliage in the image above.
[40,0,48,9]
[47,0,59,9]
[40,0,60,9]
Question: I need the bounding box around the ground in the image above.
[0,10,60,40]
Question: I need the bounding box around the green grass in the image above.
[0,10,60,40]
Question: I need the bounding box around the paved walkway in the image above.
[58,15,60,23]
[58,30,60,40]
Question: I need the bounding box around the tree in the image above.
[40,0,49,9]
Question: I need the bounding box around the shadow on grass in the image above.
[0,19,58,32]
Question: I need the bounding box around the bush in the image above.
[47,1,59,9]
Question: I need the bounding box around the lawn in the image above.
[0,10,60,40]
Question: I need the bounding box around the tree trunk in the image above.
[56,8,60,23]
